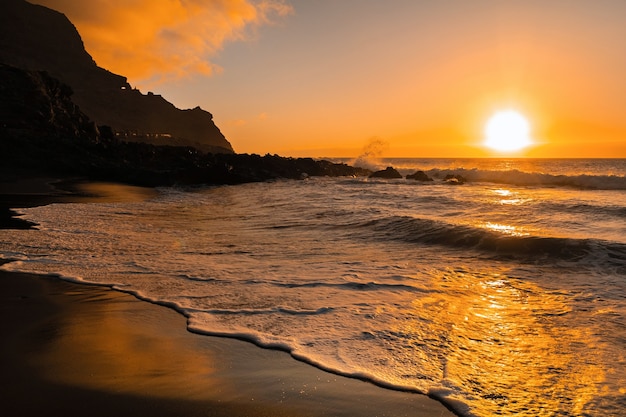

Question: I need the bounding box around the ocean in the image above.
[2,158,625,417]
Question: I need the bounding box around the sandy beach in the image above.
[0,269,455,417]
[0,179,455,417]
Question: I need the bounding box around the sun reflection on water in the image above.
[404,268,604,416]
[484,222,529,237]
[494,189,512,197]
[492,188,528,206]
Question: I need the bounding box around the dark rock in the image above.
[443,174,467,185]
[0,1,373,187]
[406,170,433,181]
[0,0,233,154]
[0,63,99,145]
[0,66,370,185]
[369,167,402,179]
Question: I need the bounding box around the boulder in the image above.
[443,174,467,185]
[369,167,402,179]
[406,170,433,181]
[0,0,233,154]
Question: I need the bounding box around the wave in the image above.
[426,168,626,190]
[184,306,336,316]
[273,280,430,293]
[362,215,626,264]
[181,275,432,295]
[535,200,626,219]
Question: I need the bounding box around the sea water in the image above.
[2,158,625,416]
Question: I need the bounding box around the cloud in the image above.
[34,0,292,86]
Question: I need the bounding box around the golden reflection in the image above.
[405,268,604,416]
[484,222,529,237]
[73,182,158,203]
[494,189,512,197]
[30,288,226,400]
[492,188,526,206]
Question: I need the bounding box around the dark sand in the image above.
[0,178,455,416]
[0,270,455,417]
[0,177,158,228]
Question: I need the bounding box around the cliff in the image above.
[0,0,371,185]
[0,63,370,185]
[0,0,233,154]
[0,64,98,143]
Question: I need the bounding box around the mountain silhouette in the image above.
[0,0,233,154]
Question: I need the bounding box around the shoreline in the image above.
[0,176,159,228]
[0,267,456,417]
[0,178,456,417]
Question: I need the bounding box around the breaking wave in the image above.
[360,215,626,264]
[426,168,626,190]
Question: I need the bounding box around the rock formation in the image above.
[406,170,433,181]
[0,64,98,143]
[369,167,402,179]
[443,174,467,185]
[0,0,233,154]
[0,63,371,185]
[0,0,372,186]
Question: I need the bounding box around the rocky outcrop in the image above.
[0,1,372,186]
[0,0,233,154]
[0,64,97,142]
[406,170,433,181]
[443,174,467,185]
[0,63,370,185]
[369,167,402,179]
[0,63,105,176]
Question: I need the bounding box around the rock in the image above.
[369,167,402,179]
[0,68,371,185]
[443,174,467,185]
[0,64,98,143]
[406,170,433,181]
[0,0,233,154]
[0,1,374,187]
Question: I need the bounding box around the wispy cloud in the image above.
[34,0,293,86]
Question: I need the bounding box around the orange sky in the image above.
[34,0,626,158]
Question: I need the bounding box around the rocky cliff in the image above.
[0,0,371,186]
[0,63,370,185]
[0,0,233,154]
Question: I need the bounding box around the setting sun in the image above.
[484,110,533,153]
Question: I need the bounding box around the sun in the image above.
[483,110,533,152]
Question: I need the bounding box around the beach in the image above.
[3,160,625,416]
[0,179,455,417]
[0,269,455,417]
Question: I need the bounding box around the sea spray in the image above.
[350,137,390,171]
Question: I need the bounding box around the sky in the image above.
[34,0,626,158]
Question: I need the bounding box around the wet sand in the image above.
[0,178,455,417]
[0,270,455,417]
[0,177,158,228]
